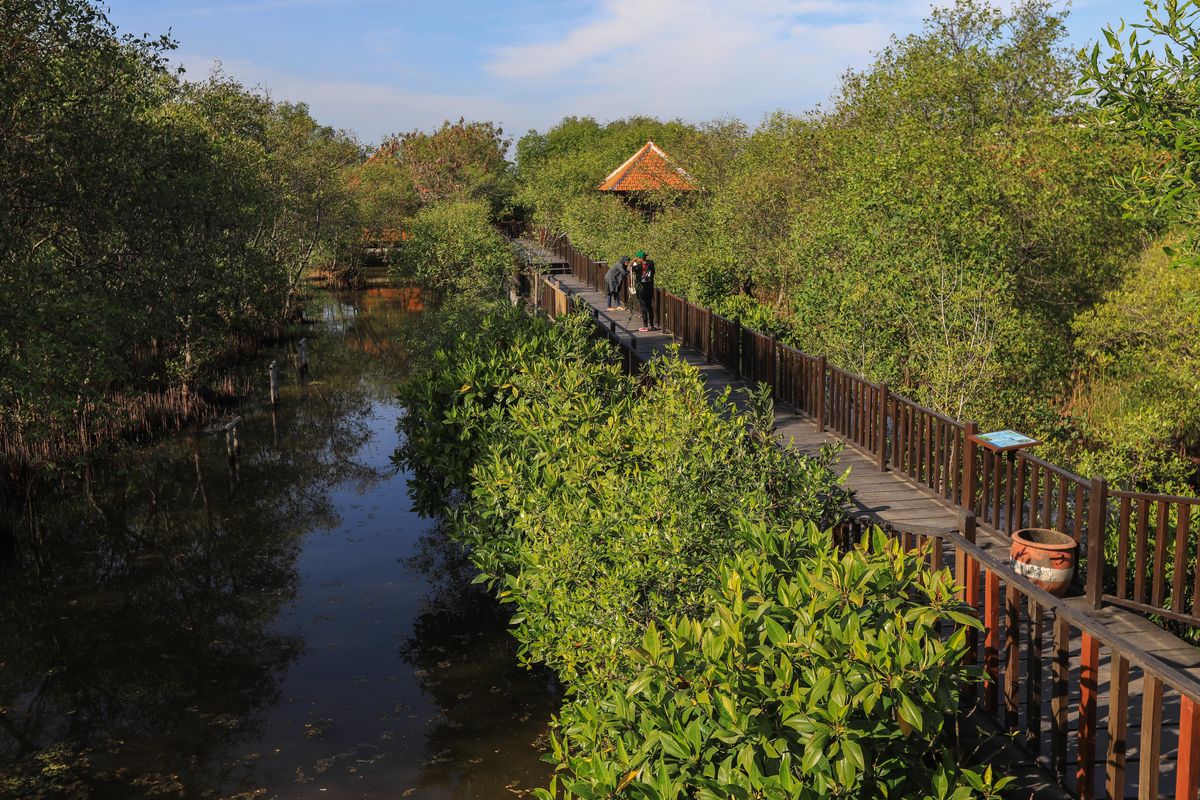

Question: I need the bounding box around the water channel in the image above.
[0,288,559,799]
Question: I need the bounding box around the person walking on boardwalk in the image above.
[631,255,656,331]
[605,256,629,310]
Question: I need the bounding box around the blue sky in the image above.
[107,0,1138,146]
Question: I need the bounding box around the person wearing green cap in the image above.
[631,256,656,331]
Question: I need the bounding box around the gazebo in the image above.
[597,140,698,193]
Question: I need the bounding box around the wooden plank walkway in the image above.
[549,273,1200,799]
[512,237,570,274]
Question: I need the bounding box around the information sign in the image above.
[969,429,1040,453]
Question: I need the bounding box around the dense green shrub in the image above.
[400,305,998,797]
[540,527,996,800]
[391,199,516,299]
[397,307,622,513]
[456,353,848,688]
[0,0,367,460]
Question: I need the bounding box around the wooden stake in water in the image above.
[224,416,242,459]
[298,338,309,377]
[269,360,280,406]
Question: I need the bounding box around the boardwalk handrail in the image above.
[538,272,1200,800]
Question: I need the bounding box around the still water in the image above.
[0,289,558,799]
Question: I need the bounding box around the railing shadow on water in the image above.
[528,223,1200,800]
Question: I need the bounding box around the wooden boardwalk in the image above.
[549,272,1200,800]
[512,237,570,274]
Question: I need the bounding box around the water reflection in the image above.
[0,288,556,799]
[400,529,559,798]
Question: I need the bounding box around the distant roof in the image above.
[597,140,698,192]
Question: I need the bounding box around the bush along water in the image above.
[397,305,1002,799]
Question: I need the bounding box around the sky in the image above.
[107,0,1138,147]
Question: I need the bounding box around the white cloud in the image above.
[483,0,934,124]
[175,55,540,145]
[171,0,960,142]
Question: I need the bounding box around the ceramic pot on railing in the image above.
[1010,528,1077,597]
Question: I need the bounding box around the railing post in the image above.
[1086,476,1107,610]
[732,320,743,380]
[704,309,713,362]
[1179,696,1200,800]
[876,382,888,472]
[768,336,777,390]
[962,421,978,512]
[816,354,827,433]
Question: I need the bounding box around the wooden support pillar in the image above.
[956,509,979,701]
[1078,632,1100,800]
[1178,696,1200,800]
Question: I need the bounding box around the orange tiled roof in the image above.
[597,140,698,192]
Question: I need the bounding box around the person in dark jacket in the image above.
[605,256,629,310]
[631,257,656,330]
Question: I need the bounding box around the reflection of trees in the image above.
[0,315,392,799]
[399,527,559,797]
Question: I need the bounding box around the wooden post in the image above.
[956,510,979,703]
[1086,476,1107,610]
[1051,614,1070,780]
[1004,588,1020,732]
[224,416,242,459]
[1078,632,1100,800]
[1106,654,1130,798]
[269,360,280,406]
[1026,599,1043,751]
[733,321,743,380]
[816,355,827,433]
[767,336,777,390]
[1137,675,1162,800]
[876,382,889,471]
[1178,696,1200,800]
[962,421,978,512]
[704,308,713,362]
[983,569,1000,714]
[298,337,309,377]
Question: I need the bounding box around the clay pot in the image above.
[1010,528,1077,597]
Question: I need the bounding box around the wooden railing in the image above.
[538,271,1200,800]
[945,512,1200,800]
[536,228,1200,632]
